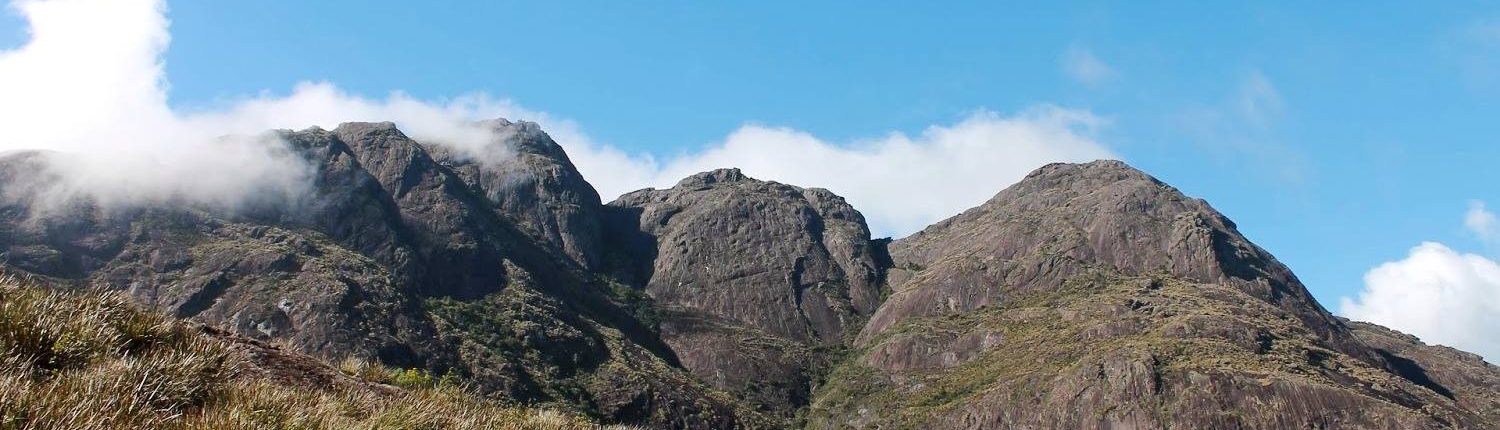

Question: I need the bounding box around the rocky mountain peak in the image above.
[445,118,606,269]
[4,115,1498,429]
[870,159,1323,338]
[675,167,751,188]
[330,121,408,146]
[477,118,571,163]
[326,118,608,271]
[604,169,886,416]
[807,159,1494,429]
[1026,159,1157,182]
[0,121,773,428]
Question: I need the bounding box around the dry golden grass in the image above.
[0,275,632,430]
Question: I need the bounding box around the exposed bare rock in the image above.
[1348,318,1500,424]
[427,119,606,270]
[0,121,772,429]
[204,324,403,397]
[328,121,517,299]
[5,115,1497,429]
[863,160,1344,348]
[807,160,1497,429]
[606,168,886,416]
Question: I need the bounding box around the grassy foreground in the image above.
[0,275,626,430]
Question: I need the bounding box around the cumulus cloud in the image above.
[1340,242,1500,361]
[638,108,1112,235]
[0,2,234,212]
[0,0,1114,236]
[1062,46,1115,87]
[0,0,562,212]
[0,0,312,211]
[1465,200,1499,246]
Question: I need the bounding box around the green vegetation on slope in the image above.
[0,275,623,430]
[807,272,1463,428]
[425,277,776,428]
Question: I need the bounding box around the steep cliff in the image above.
[604,168,886,416]
[2,118,1496,429]
[0,121,772,428]
[806,161,1498,429]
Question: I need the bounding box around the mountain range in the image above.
[1,119,1496,429]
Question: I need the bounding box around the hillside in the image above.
[0,274,622,429]
[0,120,1496,429]
[806,161,1500,428]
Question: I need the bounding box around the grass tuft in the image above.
[0,274,633,430]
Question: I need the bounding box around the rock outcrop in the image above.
[427,119,607,270]
[806,160,1495,429]
[604,168,886,416]
[1347,319,1500,425]
[0,121,771,428]
[860,160,1342,346]
[3,116,1497,429]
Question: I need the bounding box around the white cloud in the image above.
[0,0,593,212]
[1236,70,1284,128]
[1340,242,1500,362]
[1062,46,1115,87]
[641,108,1112,236]
[0,0,295,211]
[1466,200,1499,246]
[0,0,1114,237]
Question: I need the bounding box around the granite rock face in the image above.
[605,168,887,416]
[862,160,1341,344]
[1347,319,1500,425]
[807,160,1497,429]
[0,122,771,429]
[3,115,1498,429]
[426,119,607,270]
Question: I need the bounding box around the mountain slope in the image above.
[2,118,1497,429]
[427,118,608,271]
[0,121,772,428]
[604,168,887,416]
[0,274,620,430]
[806,160,1499,429]
[1347,318,1500,423]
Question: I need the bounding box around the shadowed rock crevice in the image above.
[1375,349,1454,400]
[174,274,228,318]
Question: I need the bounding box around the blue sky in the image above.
[3,1,1500,356]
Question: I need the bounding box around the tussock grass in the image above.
[0,275,629,429]
[176,379,610,430]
